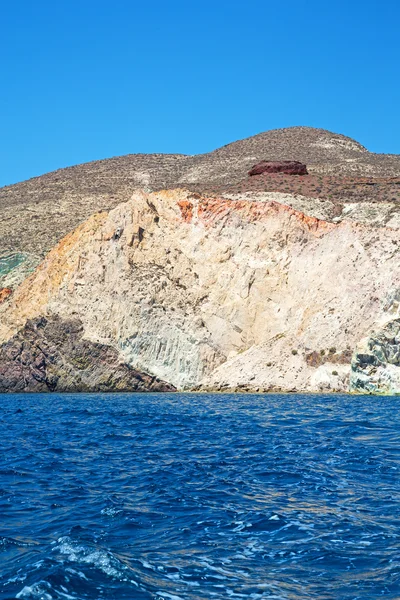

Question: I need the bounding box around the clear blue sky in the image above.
[1,0,399,187]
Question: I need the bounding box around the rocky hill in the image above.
[1,127,400,394]
[1,127,400,260]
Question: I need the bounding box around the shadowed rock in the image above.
[248,161,308,176]
[350,318,400,394]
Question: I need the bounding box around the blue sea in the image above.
[0,393,399,600]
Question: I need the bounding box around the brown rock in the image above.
[178,200,194,223]
[0,288,12,304]
[0,315,176,393]
[248,160,308,176]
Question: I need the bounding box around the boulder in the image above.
[248,160,308,176]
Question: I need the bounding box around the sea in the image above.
[0,393,399,600]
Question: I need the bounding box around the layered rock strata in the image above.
[1,188,400,393]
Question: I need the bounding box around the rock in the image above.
[0,253,40,290]
[112,226,124,241]
[0,315,175,393]
[248,161,308,176]
[177,200,193,223]
[1,188,400,393]
[0,288,12,304]
[350,318,400,394]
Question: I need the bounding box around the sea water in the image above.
[0,393,399,599]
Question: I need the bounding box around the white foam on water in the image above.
[65,567,89,581]
[156,592,184,600]
[198,558,246,578]
[139,558,155,570]
[100,507,123,517]
[53,536,138,585]
[16,579,77,600]
[165,572,180,581]
[16,581,53,599]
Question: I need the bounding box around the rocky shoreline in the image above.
[0,316,175,393]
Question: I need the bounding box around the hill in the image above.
[1,126,400,262]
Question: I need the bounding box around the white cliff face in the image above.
[2,188,400,392]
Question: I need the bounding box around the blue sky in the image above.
[1,0,399,187]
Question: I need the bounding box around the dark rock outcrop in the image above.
[0,316,175,393]
[248,160,308,176]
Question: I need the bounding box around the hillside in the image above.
[2,127,400,394]
[1,188,400,394]
[1,127,400,262]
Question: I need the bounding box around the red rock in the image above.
[178,200,194,223]
[248,160,308,176]
[0,288,12,304]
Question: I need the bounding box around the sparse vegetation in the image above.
[306,349,353,367]
[2,125,400,257]
[206,172,400,206]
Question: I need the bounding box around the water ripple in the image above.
[0,393,399,599]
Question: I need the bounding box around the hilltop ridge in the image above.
[1,126,400,259]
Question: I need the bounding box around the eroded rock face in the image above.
[350,288,400,394]
[1,188,400,393]
[350,318,400,394]
[0,315,175,393]
[248,161,308,176]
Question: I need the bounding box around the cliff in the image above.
[1,188,400,393]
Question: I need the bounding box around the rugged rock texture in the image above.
[0,315,175,393]
[2,188,400,393]
[2,126,400,258]
[248,160,308,176]
[350,288,400,394]
[0,288,12,304]
[350,324,400,395]
[0,252,40,291]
